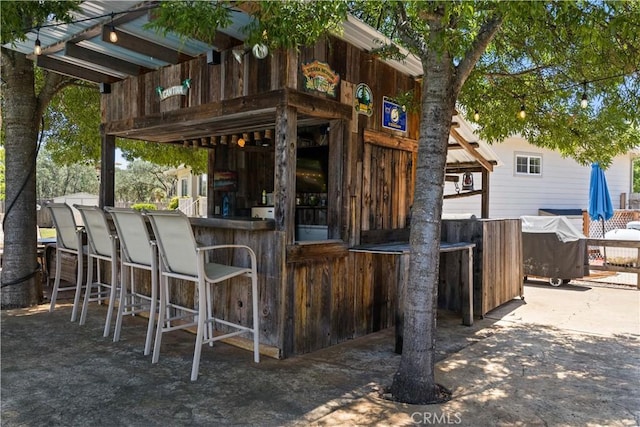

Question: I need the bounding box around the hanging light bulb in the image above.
[518,104,526,119]
[473,110,480,121]
[109,25,118,43]
[34,28,42,55]
[580,82,588,109]
[108,13,118,43]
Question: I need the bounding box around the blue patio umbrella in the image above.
[588,163,614,237]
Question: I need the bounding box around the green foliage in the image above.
[351,1,640,168]
[131,203,157,211]
[115,160,177,203]
[43,82,208,171]
[147,1,348,52]
[0,1,80,45]
[36,147,99,199]
[167,196,179,210]
[634,158,640,193]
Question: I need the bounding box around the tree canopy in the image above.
[351,1,639,168]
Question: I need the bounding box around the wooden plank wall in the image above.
[440,219,523,316]
[284,244,350,356]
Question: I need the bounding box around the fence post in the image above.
[582,210,590,237]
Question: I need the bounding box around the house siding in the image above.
[443,136,633,219]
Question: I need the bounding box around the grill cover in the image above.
[521,216,589,279]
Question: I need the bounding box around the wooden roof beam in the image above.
[450,128,493,172]
[36,55,120,83]
[100,26,193,64]
[64,42,152,76]
[447,142,479,150]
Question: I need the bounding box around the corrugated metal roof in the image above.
[3,2,425,82]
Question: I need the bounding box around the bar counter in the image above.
[189,216,275,231]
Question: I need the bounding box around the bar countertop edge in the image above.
[189,216,276,231]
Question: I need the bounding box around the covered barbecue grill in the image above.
[521,216,589,286]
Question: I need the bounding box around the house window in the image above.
[515,154,542,176]
[198,174,207,197]
[180,178,188,196]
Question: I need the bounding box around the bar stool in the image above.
[46,203,86,322]
[105,207,158,356]
[144,209,260,381]
[74,205,119,337]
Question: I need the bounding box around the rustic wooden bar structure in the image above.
[32,6,523,358]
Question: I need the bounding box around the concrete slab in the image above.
[1,283,639,426]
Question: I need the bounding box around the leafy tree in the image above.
[115,160,177,203]
[347,1,639,403]
[1,0,80,307]
[36,147,99,199]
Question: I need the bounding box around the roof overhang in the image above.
[3,2,424,84]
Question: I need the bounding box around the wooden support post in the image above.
[461,245,474,326]
[583,210,590,237]
[481,168,490,218]
[274,105,297,240]
[99,129,115,208]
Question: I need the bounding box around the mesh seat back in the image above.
[46,203,79,251]
[75,205,112,257]
[145,210,198,277]
[107,208,153,267]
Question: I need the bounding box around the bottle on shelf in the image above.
[222,193,230,217]
[261,189,267,205]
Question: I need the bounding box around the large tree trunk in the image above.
[390,52,457,404]
[1,49,42,308]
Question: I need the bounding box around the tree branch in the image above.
[395,2,428,60]
[454,13,504,94]
[36,71,76,119]
[484,64,554,77]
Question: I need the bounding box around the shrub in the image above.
[167,196,179,210]
[131,203,156,211]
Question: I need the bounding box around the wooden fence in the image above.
[586,238,640,289]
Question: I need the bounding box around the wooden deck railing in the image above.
[586,238,640,289]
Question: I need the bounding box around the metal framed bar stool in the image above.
[74,205,119,337]
[45,203,86,322]
[105,207,158,356]
[144,209,260,381]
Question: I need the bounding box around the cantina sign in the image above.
[301,60,339,98]
[156,79,191,101]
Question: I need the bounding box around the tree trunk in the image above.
[390,52,457,404]
[1,49,42,308]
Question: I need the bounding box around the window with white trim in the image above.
[515,154,542,176]
[180,178,188,196]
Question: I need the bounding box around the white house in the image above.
[443,135,637,222]
[168,165,208,217]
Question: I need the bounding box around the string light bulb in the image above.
[108,13,118,43]
[580,82,588,109]
[518,103,526,119]
[473,110,480,121]
[109,25,118,43]
[34,28,42,55]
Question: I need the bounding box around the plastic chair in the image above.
[74,205,118,337]
[105,207,158,356]
[144,209,260,381]
[46,203,86,322]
